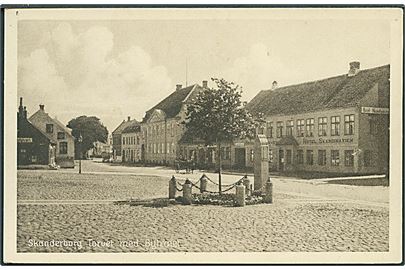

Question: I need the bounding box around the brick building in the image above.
[142,82,207,165]
[17,98,56,167]
[246,62,390,175]
[29,104,75,168]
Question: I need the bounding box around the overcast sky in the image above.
[18,19,390,133]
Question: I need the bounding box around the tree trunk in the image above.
[217,142,222,194]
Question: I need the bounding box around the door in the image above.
[235,148,246,168]
[279,149,284,171]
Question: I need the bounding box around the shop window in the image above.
[57,132,65,140]
[267,122,273,138]
[318,150,326,166]
[286,120,294,136]
[297,120,305,137]
[297,150,304,164]
[276,121,283,138]
[59,142,68,154]
[286,150,292,165]
[46,124,54,133]
[306,150,314,165]
[344,115,355,135]
[331,150,340,166]
[31,155,37,163]
[305,118,315,137]
[344,150,354,167]
[364,150,373,167]
[331,116,340,136]
[318,117,327,136]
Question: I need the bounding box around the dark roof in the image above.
[142,84,204,123]
[246,65,390,116]
[112,119,139,135]
[122,123,141,134]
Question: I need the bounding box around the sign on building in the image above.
[361,107,389,114]
[17,137,33,143]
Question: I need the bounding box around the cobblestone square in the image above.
[17,165,389,253]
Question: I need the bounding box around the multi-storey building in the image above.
[29,104,75,168]
[142,82,207,165]
[246,62,390,175]
[121,122,143,163]
[17,98,56,167]
[111,117,139,161]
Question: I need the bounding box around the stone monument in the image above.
[254,134,269,191]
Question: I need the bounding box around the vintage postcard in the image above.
[2,7,403,264]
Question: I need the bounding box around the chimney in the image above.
[272,81,278,90]
[348,61,360,77]
[39,104,45,111]
[176,84,182,91]
[127,116,131,122]
[202,80,208,88]
[18,97,24,116]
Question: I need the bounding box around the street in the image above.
[17,160,389,252]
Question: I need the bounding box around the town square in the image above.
[4,7,403,265]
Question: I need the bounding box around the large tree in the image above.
[184,78,264,193]
[67,116,109,159]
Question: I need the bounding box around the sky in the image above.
[17,18,390,133]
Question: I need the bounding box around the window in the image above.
[57,132,65,139]
[122,137,125,145]
[344,150,354,167]
[364,150,373,167]
[318,150,326,165]
[59,142,68,154]
[153,143,156,154]
[331,150,340,166]
[286,150,292,165]
[286,120,294,136]
[250,149,254,162]
[171,142,175,154]
[297,150,304,164]
[344,115,355,135]
[318,117,327,136]
[306,150,314,165]
[305,118,315,137]
[267,122,273,138]
[167,143,170,154]
[161,143,164,154]
[276,121,284,138]
[369,116,378,135]
[46,124,53,133]
[331,116,340,136]
[269,149,273,163]
[297,120,305,137]
[221,147,231,160]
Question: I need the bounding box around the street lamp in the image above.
[78,133,83,174]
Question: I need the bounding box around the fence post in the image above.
[182,179,193,205]
[169,176,177,199]
[242,175,250,197]
[235,184,245,207]
[200,174,208,193]
[264,177,273,204]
